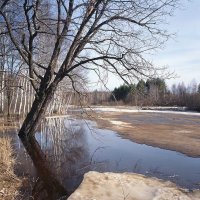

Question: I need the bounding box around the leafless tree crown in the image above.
[0,0,179,93]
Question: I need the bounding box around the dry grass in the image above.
[0,121,19,131]
[0,137,22,200]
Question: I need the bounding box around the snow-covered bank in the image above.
[141,106,187,111]
[87,106,200,116]
[45,115,69,119]
[68,172,200,200]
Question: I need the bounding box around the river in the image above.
[2,117,200,193]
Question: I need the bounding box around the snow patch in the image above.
[175,130,193,134]
[88,106,200,116]
[110,120,133,128]
[68,171,200,200]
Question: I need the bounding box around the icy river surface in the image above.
[4,117,200,192]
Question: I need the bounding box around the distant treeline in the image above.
[87,78,200,112]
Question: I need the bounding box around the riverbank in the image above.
[68,171,200,200]
[0,120,20,131]
[81,106,200,157]
[0,137,22,200]
[1,110,200,199]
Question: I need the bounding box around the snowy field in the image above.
[86,106,200,116]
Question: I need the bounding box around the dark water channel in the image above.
[3,117,200,194]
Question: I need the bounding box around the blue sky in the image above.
[89,0,200,91]
[154,0,200,88]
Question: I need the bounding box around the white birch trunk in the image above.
[19,77,25,116]
[23,78,28,115]
[14,79,20,114]
[27,82,31,113]
[1,72,5,113]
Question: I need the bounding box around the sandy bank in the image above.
[91,109,200,157]
[68,171,200,200]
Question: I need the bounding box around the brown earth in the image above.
[86,111,200,157]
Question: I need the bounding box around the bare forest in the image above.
[87,79,200,111]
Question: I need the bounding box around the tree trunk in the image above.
[13,79,19,114]
[18,82,69,199]
[7,92,10,119]
[19,77,25,116]
[27,81,31,113]
[1,72,5,113]
[23,78,27,116]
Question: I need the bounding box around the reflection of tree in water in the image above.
[9,117,108,198]
[36,118,91,192]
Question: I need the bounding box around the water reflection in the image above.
[2,117,200,198]
[36,118,92,192]
[37,118,200,190]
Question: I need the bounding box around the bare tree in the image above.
[0,32,24,118]
[198,84,200,94]
[0,0,180,198]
